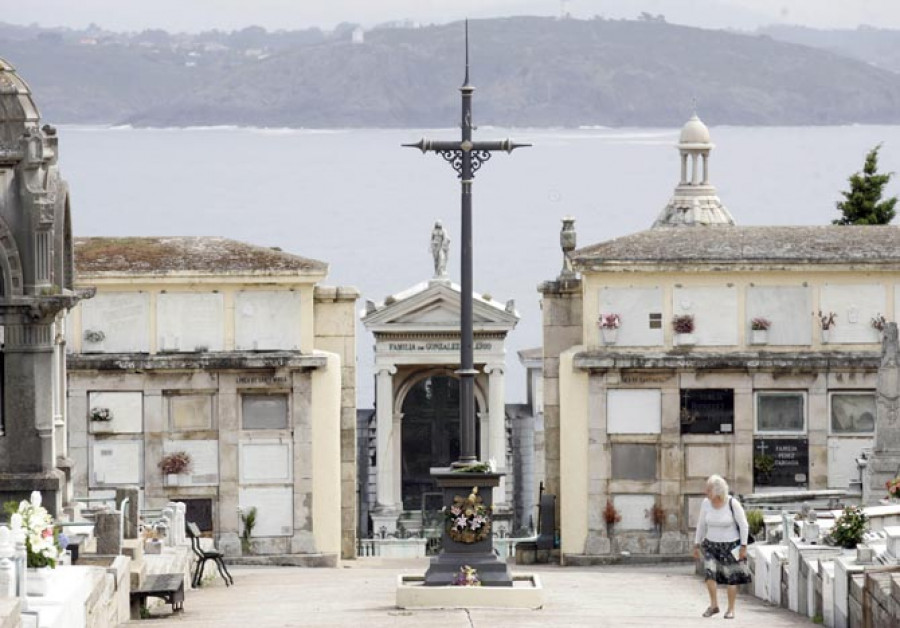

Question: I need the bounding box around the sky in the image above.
[4,0,900,33]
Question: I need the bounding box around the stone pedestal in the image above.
[424,471,512,587]
[370,507,401,537]
[116,488,140,539]
[95,511,122,555]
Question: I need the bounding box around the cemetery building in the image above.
[544,114,892,561]
[65,236,358,562]
[0,59,84,516]
[360,224,522,538]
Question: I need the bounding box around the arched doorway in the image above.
[400,375,480,511]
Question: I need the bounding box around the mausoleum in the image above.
[360,223,520,538]
[544,114,895,561]
[0,59,83,515]
[66,236,358,562]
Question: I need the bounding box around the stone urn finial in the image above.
[559,216,576,280]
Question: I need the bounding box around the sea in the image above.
[58,124,900,406]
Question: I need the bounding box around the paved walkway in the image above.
[129,559,809,627]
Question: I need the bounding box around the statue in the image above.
[430,220,450,278]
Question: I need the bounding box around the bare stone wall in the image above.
[314,285,359,560]
[539,278,583,526]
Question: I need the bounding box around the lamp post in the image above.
[404,20,529,586]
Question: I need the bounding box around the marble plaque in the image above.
[157,292,224,352]
[599,287,664,347]
[611,444,657,481]
[754,438,808,488]
[685,495,705,529]
[242,395,289,430]
[88,391,143,434]
[235,290,302,351]
[830,392,876,434]
[673,286,738,346]
[240,440,292,483]
[239,486,293,537]
[822,284,885,344]
[170,395,214,431]
[827,437,874,489]
[80,291,151,353]
[91,440,143,486]
[746,286,812,346]
[680,389,734,435]
[163,440,219,485]
[685,444,730,479]
[607,389,661,434]
[613,494,656,531]
[756,392,805,434]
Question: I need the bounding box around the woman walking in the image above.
[693,474,751,619]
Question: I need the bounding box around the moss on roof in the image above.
[75,236,327,274]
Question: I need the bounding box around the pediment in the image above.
[362,281,518,333]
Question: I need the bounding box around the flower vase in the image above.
[166,473,179,486]
[822,329,831,344]
[675,332,695,346]
[601,328,618,345]
[751,330,768,345]
[26,567,52,596]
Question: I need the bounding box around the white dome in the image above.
[679,114,711,145]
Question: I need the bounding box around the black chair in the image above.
[186,521,234,587]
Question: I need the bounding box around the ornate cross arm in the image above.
[403,139,531,177]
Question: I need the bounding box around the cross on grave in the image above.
[756,441,769,456]
[404,20,529,466]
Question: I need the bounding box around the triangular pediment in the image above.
[362,280,518,334]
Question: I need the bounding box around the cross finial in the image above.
[464,19,470,86]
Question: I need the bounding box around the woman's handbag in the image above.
[729,497,755,544]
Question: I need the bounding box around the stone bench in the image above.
[130,573,185,619]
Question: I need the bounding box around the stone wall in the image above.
[314,285,359,560]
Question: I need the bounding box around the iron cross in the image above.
[404,21,529,466]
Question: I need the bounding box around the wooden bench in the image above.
[130,573,185,619]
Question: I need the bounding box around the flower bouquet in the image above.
[452,565,481,586]
[599,313,621,344]
[444,486,492,544]
[90,407,113,422]
[6,491,63,569]
[887,477,900,501]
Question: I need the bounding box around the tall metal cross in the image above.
[404,21,529,466]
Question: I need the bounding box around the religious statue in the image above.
[430,220,450,278]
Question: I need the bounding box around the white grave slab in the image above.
[673,286,738,346]
[88,391,143,434]
[170,394,214,431]
[157,292,224,352]
[827,437,873,489]
[821,284,885,344]
[746,286,812,346]
[91,440,143,486]
[599,287,664,347]
[80,291,151,353]
[240,440,292,483]
[686,494,706,530]
[606,389,661,434]
[685,444,730,479]
[163,440,220,485]
[235,290,302,351]
[239,486,293,537]
[613,494,656,531]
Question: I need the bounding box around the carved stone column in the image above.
[371,366,400,534]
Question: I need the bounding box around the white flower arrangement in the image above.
[9,491,62,568]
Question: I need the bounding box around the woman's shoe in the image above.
[702,607,720,617]
[724,610,735,619]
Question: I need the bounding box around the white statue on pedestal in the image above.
[430,221,450,279]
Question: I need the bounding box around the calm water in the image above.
[58,124,900,405]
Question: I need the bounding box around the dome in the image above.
[679,114,711,146]
[0,58,40,146]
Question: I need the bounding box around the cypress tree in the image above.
[833,144,897,225]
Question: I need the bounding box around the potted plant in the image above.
[828,506,868,549]
[750,317,771,345]
[747,509,765,540]
[158,451,191,486]
[598,313,621,345]
[240,506,257,554]
[818,310,837,343]
[672,314,695,345]
[89,406,114,434]
[603,499,621,538]
[648,502,666,536]
[873,314,888,341]
[754,454,775,485]
[3,491,64,596]
[886,477,900,502]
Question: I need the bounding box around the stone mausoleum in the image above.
[65,236,358,562]
[360,223,521,538]
[0,59,84,516]
[544,115,893,561]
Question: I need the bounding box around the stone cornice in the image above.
[68,351,327,372]
[573,350,881,372]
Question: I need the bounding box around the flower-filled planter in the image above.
[750,317,771,345]
[873,314,888,342]
[5,491,64,596]
[818,311,837,344]
[158,451,191,486]
[672,314,695,346]
[444,487,491,544]
[598,313,621,345]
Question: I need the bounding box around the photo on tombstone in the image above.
[241,394,289,430]
[680,389,734,435]
[756,392,805,433]
[830,392,876,434]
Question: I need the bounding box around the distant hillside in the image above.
[759,25,900,75]
[4,17,900,128]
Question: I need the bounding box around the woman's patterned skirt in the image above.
[701,538,752,585]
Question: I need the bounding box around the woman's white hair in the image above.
[706,474,729,499]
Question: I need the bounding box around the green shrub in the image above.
[746,509,765,537]
[829,506,868,549]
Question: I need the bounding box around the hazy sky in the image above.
[5,0,900,32]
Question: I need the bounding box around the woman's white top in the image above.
[694,497,749,545]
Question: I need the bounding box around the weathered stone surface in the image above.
[95,510,123,555]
